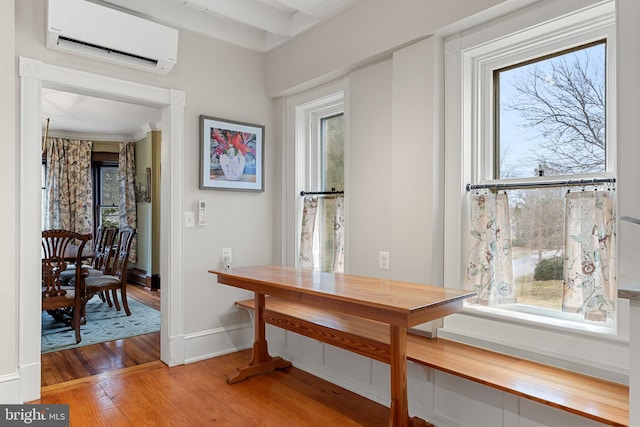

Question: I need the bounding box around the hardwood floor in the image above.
[34,350,433,426]
[41,284,161,387]
[39,284,434,426]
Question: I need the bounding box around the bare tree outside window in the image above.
[495,42,607,311]
[498,41,606,179]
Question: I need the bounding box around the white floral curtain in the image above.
[44,138,93,236]
[563,190,616,321]
[298,195,344,273]
[332,196,345,273]
[118,142,137,263]
[299,196,318,269]
[466,192,516,305]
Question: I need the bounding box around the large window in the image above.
[456,2,616,331]
[294,88,345,272]
[493,42,611,319]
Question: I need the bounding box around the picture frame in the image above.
[199,115,264,191]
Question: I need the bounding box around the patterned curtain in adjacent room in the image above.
[466,192,516,305]
[563,190,616,321]
[44,138,93,237]
[119,142,137,263]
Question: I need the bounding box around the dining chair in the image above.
[60,225,118,283]
[42,229,92,343]
[80,226,136,317]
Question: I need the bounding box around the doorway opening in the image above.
[19,57,186,402]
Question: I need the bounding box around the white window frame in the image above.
[282,80,348,268]
[443,1,627,376]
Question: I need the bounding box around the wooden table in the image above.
[210,265,476,427]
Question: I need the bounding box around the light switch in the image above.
[185,211,196,228]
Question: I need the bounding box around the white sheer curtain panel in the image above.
[299,196,318,269]
[332,196,345,273]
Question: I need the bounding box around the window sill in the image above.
[459,304,623,342]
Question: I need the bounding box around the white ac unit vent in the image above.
[46,0,178,74]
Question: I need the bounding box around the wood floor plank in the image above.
[41,284,161,387]
[32,350,411,426]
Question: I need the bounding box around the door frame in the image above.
[18,57,186,401]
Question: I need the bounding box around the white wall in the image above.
[266,0,515,97]
[0,0,18,393]
[4,0,274,400]
[347,59,393,276]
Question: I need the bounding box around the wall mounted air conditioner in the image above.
[46,0,178,74]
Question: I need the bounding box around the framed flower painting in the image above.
[199,115,264,191]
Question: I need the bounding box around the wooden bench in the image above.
[236,297,629,427]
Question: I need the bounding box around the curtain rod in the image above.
[300,189,344,197]
[466,177,616,191]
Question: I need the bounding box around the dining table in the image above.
[210,265,476,427]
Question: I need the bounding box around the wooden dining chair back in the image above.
[93,225,118,272]
[82,226,136,316]
[42,229,92,343]
[59,225,118,284]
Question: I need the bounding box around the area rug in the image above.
[41,296,160,353]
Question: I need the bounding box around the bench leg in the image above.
[389,325,410,427]
[226,293,292,384]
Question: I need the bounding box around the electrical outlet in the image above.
[379,251,390,270]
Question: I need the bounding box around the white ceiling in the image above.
[97,0,361,52]
[44,0,360,138]
[42,88,161,141]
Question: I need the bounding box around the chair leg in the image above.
[111,289,122,311]
[71,306,82,344]
[104,290,114,307]
[119,284,131,316]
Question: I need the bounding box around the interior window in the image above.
[95,163,119,228]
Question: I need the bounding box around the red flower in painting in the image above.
[211,128,256,158]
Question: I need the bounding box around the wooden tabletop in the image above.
[210,265,475,328]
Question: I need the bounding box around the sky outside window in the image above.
[496,42,606,179]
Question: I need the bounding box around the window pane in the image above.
[100,167,119,205]
[99,206,119,228]
[322,114,344,192]
[510,187,565,310]
[496,42,606,179]
[319,113,344,272]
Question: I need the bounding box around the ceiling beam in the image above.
[97,0,271,51]
[186,0,294,36]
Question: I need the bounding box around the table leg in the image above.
[226,292,292,384]
[389,325,410,427]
